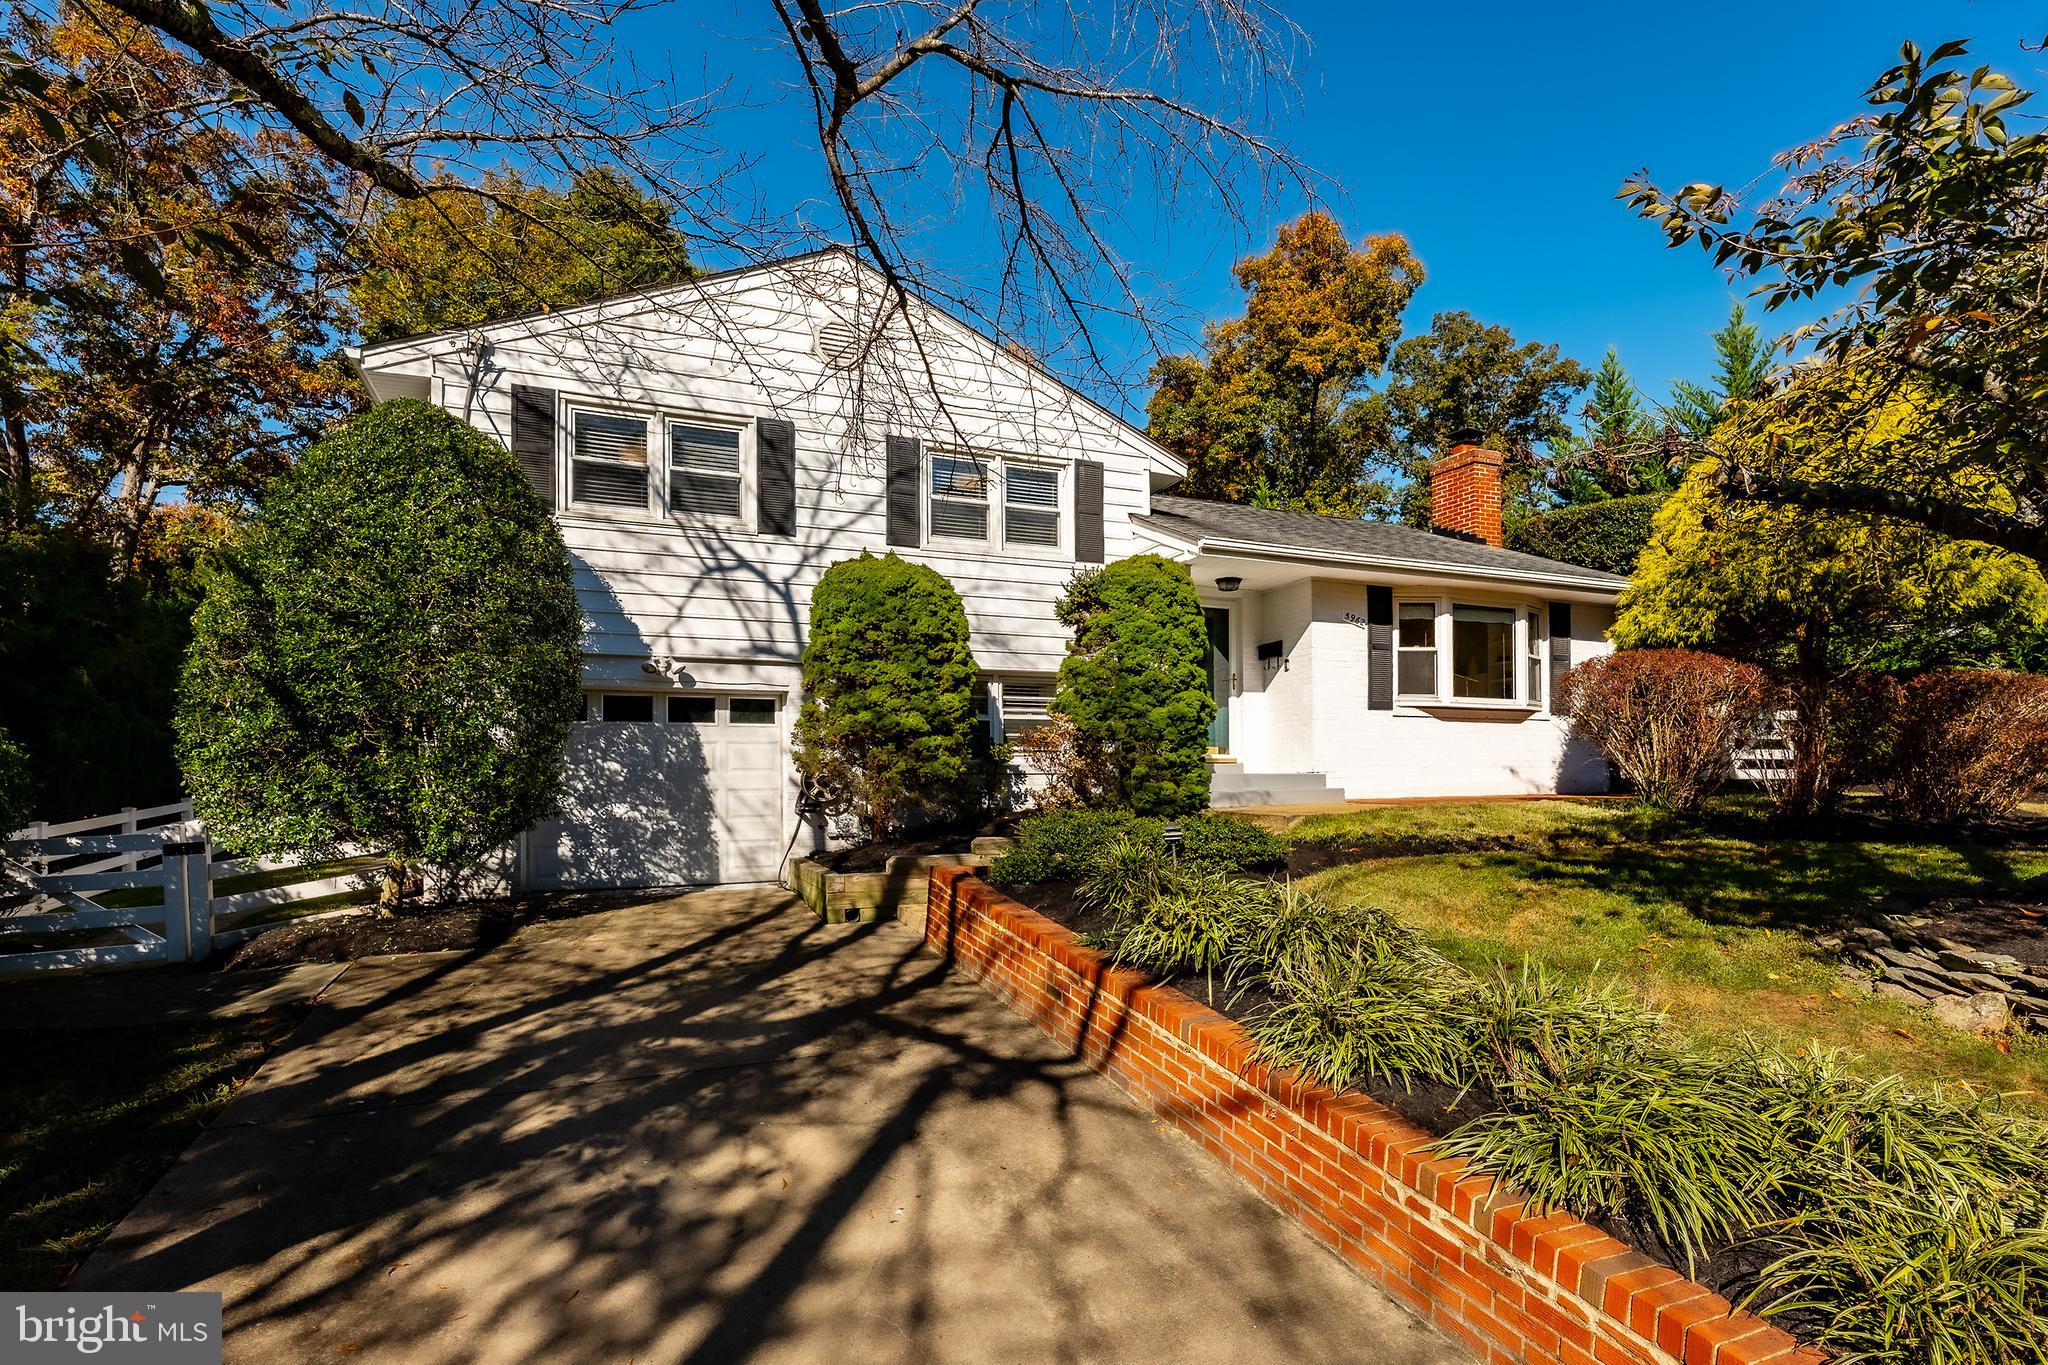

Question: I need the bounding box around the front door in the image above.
[1204,606,1232,751]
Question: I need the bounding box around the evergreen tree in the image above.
[178,400,583,911]
[1052,555,1214,816]
[793,553,985,838]
[1667,305,1773,438]
[1553,349,1672,503]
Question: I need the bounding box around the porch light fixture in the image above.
[1216,576,1243,593]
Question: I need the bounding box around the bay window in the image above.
[1392,598,1545,706]
[1451,604,1517,700]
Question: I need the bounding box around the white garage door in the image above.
[525,692,787,889]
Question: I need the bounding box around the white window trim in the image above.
[1393,594,1547,711]
[925,449,1068,558]
[560,398,758,531]
[1394,598,1442,702]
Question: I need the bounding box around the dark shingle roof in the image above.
[1135,496,1629,591]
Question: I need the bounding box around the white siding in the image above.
[1211,577,1615,799]
[377,259,1162,679]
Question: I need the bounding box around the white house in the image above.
[353,249,1625,890]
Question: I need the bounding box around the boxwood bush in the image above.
[988,808,1287,888]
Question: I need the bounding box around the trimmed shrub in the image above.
[1506,493,1666,576]
[988,808,1283,887]
[1556,649,1774,810]
[178,400,583,912]
[1874,669,2048,823]
[1053,554,1215,815]
[793,553,988,839]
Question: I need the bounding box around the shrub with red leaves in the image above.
[1556,650,1775,811]
[1878,670,2048,823]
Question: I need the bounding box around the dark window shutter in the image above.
[1548,602,1573,706]
[510,384,557,508]
[757,418,796,536]
[1366,584,1394,711]
[1074,461,1105,563]
[886,434,921,547]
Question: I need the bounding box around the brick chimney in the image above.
[1430,431,1505,546]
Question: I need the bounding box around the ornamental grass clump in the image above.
[1251,946,1472,1093]
[1085,851,1275,1001]
[1735,1047,2048,1363]
[1438,968,1786,1269]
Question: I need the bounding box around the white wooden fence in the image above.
[1,804,378,976]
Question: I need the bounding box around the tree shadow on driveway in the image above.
[74,889,1466,1365]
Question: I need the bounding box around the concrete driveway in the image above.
[76,889,1469,1365]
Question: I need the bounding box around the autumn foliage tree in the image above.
[1,5,357,562]
[1146,212,1423,515]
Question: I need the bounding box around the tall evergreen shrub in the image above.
[1053,554,1215,815]
[793,552,985,838]
[177,399,583,911]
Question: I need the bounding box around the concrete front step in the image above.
[1209,768,1347,807]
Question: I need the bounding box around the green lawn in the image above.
[0,1011,300,1290]
[1280,799,2048,1110]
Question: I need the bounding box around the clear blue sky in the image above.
[668,2,2046,415]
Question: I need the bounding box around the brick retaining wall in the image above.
[925,867,1822,1365]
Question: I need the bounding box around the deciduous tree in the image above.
[16,0,1314,397]
[1624,39,2048,567]
[352,167,693,343]
[177,401,582,912]
[1363,310,1590,525]
[1614,371,2048,816]
[1146,213,1423,515]
[0,6,356,560]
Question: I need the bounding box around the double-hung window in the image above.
[1396,602,1438,698]
[1451,604,1517,701]
[1003,465,1061,549]
[669,421,744,519]
[571,410,651,509]
[1526,609,1545,707]
[929,453,990,541]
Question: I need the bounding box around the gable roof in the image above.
[351,245,1186,478]
[1135,496,1630,593]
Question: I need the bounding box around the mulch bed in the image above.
[1004,877,1773,1317]
[1903,893,2048,972]
[220,891,651,971]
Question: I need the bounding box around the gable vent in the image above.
[815,319,862,367]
